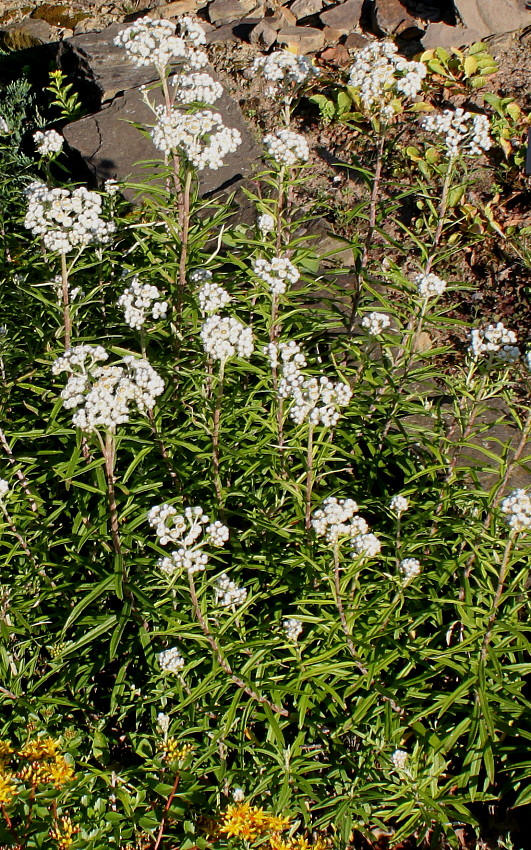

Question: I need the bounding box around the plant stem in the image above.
[188,572,288,716]
[348,131,386,332]
[61,252,72,350]
[480,530,516,661]
[153,770,180,850]
[104,430,121,556]
[178,168,193,305]
[332,543,368,675]
[212,362,225,505]
[304,424,314,532]
[0,428,38,512]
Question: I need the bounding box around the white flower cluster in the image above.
[117,276,168,329]
[232,787,245,802]
[391,749,409,770]
[24,182,115,254]
[151,107,241,170]
[0,117,9,134]
[415,272,447,298]
[468,322,519,363]
[250,51,318,96]
[348,41,427,120]
[252,256,300,295]
[147,503,229,575]
[500,489,531,532]
[157,711,170,737]
[201,315,253,362]
[198,281,231,314]
[312,496,381,558]
[257,213,275,234]
[114,16,207,75]
[389,494,409,515]
[399,558,421,581]
[421,108,492,157]
[269,341,351,427]
[214,573,247,609]
[283,617,303,642]
[0,479,9,498]
[171,72,223,106]
[105,179,120,196]
[33,129,63,157]
[52,346,164,433]
[263,129,309,167]
[361,311,391,336]
[158,646,185,674]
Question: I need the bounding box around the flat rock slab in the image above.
[371,0,422,35]
[319,0,364,34]
[421,21,484,48]
[62,81,262,201]
[453,0,531,36]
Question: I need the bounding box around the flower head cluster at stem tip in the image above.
[201,314,254,362]
[267,341,352,427]
[253,256,300,295]
[263,129,309,167]
[151,107,242,170]
[389,494,409,515]
[33,129,63,157]
[399,558,421,582]
[312,496,381,559]
[147,503,229,575]
[118,275,168,329]
[421,108,492,157]
[283,617,303,642]
[214,572,247,609]
[24,182,115,254]
[250,50,319,98]
[158,646,185,674]
[114,15,207,76]
[414,272,447,299]
[52,345,164,433]
[468,322,519,364]
[361,311,391,336]
[500,489,531,532]
[0,479,9,499]
[193,270,231,314]
[348,41,427,121]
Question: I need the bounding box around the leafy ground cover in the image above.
[0,16,531,850]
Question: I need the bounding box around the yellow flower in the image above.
[44,755,76,788]
[0,740,13,761]
[20,736,59,761]
[49,815,79,849]
[162,738,194,765]
[219,803,291,841]
[0,772,18,806]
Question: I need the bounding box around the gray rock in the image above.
[290,0,324,21]
[62,79,262,201]
[0,17,55,48]
[207,17,263,42]
[58,23,162,106]
[208,0,260,25]
[344,31,370,48]
[421,21,484,48]
[453,0,531,36]
[157,0,209,15]
[319,0,363,34]
[249,17,280,46]
[371,0,423,35]
[276,24,325,52]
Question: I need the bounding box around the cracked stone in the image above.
[421,21,484,47]
[453,0,531,36]
[319,0,364,34]
[62,75,262,202]
[289,0,324,20]
[276,24,325,52]
[371,0,423,35]
[208,0,260,25]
